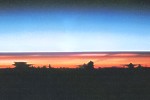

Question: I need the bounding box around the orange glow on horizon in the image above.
[0,52,150,68]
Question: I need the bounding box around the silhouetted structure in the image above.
[125,63,136,69]
[86,61,94,70]
[137,64,143,69]
[42,65,47,69]
[79,61,94,70]
[48,64,52,68]
[13,62,32,69]
[1,65,150,100]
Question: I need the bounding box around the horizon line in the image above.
[0,51,150,53]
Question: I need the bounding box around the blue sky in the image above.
[0,8,150,52]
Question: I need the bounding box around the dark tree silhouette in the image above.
[85,61,94,70]
[42,65,47,69]
[79,61,95,70]
[82,63,87,68]
[127,63,135,69]
[137,64,143,69]
[48,64,52,68]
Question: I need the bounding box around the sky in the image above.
[0,52,150,68]
[0,0,150,52]
[0,0,150,68]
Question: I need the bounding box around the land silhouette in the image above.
[0,61,150,100]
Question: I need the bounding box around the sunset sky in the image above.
[0,0,150,68]
[0,52,150,68]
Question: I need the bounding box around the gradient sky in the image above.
[0,0,150,52]
[0,52,150,68]
[0,1,150,68]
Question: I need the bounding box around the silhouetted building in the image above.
[13,62,32,69]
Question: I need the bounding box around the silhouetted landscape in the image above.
[0,0,149,99]
[1,61,150,100]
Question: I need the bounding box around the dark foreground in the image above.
[0,68,150,100]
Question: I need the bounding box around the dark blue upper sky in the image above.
[0,1,150,52]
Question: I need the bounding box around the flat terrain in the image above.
[0,68,150,100]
